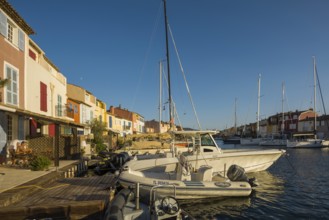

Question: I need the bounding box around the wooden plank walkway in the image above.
[12,175,116,206]
[0,175,117,220]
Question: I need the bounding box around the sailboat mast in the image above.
[257,74,261,137]
[234,98,237,134]
[159,60,162,133]
[313,56,317,137]
[281,81,285,135]
[163,0,173,130]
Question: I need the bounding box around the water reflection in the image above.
[181,171,284,219]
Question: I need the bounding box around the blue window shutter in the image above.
[109,116,112,128]
[0,11,7,37]
[18,29,25,51]
[18,116,25,140]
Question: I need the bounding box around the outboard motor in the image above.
[227,164,258,187]
[112,152,130,169]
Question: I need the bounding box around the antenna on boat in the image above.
[163,0,174,130]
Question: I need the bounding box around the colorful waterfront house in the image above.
[144,120,171,133]
[259,118,267,137]
[132,112,144,134]
[265,114,280,135]
[67,84,96,135]
[0,1,35,158]
[95,99,108,127]
[107,111,121,133]
[145,126,155,133]
[108,105,133,136]
[296,108,317,133]
[66,98,81,124]
[145,120,159,133]
[0,1,85,162]
[317,115,329,139]
[25,39,75,137]
[121,118,133,136]
[241,122,257,137]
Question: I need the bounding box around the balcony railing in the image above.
[55,105,74,118]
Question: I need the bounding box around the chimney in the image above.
[109,106,114,114]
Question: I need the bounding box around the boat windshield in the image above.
[201,134,217,147]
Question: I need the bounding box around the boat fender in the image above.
[227,164,248,182]
[106,188,133,220]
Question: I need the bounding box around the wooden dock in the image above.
[0,174,117,220]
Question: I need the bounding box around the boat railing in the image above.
[149,184,177,207]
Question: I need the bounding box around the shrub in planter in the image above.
[29,155,52,171]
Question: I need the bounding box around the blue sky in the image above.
[8,0,329,130]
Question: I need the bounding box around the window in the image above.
[74,105,78,113]
[57,95,62,116]
[7,23,13,43]
[90,110,93,120]
[201,134,216,147]
[85,93,90,102]
[0,10,7,37]
[29,49,36,60]
[5,64,18,106]
[40,82,47,112]
[109,116,112,128]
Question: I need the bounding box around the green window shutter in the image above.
[18,29,25,51]
[0,11,7,37]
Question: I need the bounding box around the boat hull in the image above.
[287,139,327,148]
[240,138,262,145]
[126,148,284,175]
[182,149,285,174]
[259,139,287,146]
[119,170,251,200]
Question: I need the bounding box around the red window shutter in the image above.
[29,49,36,60]
[40,82,47,112]
[49,124,55,137]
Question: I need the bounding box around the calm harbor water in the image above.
[181,141,329,219]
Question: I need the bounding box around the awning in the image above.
[0,105,16,112]
[293,133,315,137]
[15,108,85,128]
[108,128,120,134]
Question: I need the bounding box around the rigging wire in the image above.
[167,24,202,130]
[314,59,329,136]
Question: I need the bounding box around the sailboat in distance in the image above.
[240,74,263,145]
[287,57,329,148]
[259,82,287,146]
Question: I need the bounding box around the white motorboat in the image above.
[118,154,253,200]
[171,130,284,174]
[286,134,327,148]
[128,130,285,174]
[240,137,262,146]
[260,138,287,146]
[259,134,287,147]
